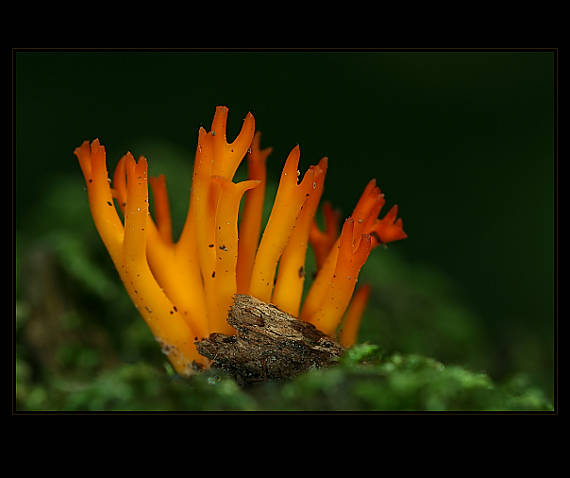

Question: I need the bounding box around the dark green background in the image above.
[15,50,555,403]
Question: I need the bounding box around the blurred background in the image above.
[14,50,555,410]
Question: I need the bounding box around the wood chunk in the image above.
[196,294,345,385]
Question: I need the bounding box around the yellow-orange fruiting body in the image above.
[272,157,328,316]
[236,132,272,294]
[309,201,341,270]
[211,177,260,334]
[74,106,406,374]
[248,145,316,303]
[339,284,371,348]
[149,175,173,244]
[307,218,372,336]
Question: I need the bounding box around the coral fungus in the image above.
[75,106,406,376]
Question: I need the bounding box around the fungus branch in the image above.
[236,132,272,294]
[249,145,316,302]
[309,201,342,270]
[272,157,328,316]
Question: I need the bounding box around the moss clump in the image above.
[252,344,553,411]
[16,344,552,412]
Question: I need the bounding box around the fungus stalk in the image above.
[75,142,205,374]
[338,284,371,348]
[248,145,316,303]
[236,132,272,294]
[272,157,328,316]
[307,218,372,336]
[309,201,341,271]
[210,177,260,334]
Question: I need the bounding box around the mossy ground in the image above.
[16,342,552,412]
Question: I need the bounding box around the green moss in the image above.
[252,345,552,411]
[18,344,552,412]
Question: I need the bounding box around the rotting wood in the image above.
[196,294,345,385]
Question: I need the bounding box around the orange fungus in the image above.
[74,107,406,375]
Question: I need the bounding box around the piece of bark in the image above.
[196,294,345,385]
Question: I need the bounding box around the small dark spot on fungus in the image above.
[219,245,228,251]
[212,271,216,278]
[298,266,305,278]
[173,306,178,312]
[88,179,93,183]
[370,230,383,244]
[107,201,113,206]
[208,243,214,248]
[169,310,174,315]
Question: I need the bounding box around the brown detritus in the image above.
[196,294,345,385]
